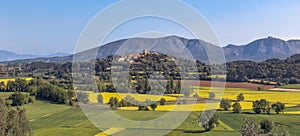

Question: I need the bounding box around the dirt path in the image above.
[269,88,300,92]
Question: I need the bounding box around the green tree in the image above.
[232,102,242,113]
[0,98,31,136]
[240,117,261,136]
[260,99,268,113]
[199,110,219,131]
[0,97,8,135]
[208,92,215,100]
[258,86,264,91]
[76,92,89,104]
[36,84,68,104]
[220,98,231,110]
[260,119,274,134]
[150,103,157,111]
[10,92,26,106]
[28,96,35,104]
[176,80,181,94]
[170,77,174,90]
[160,98,166,105]
[253,100,262,114]
[0,82,5,91]
[138,105,149,111]
[97,83,105,92]
[67,90,75,100]
[272,102,285,114]
[108,97,118,109]
[237,93,245,101]
[97,94,103,104]
[193,93,199,98]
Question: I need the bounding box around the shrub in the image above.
[252,99,270,114]
[240,117,261,136]
[138,106,149,111]
[199,110,219,131]
[260,119,274,133]
[258,87,264,91]
[108,97,119,109]
[232,102,242,113]
[160,98,166,105]
[76,92,89,104]
[36,84,68,104]
[253,100,262,114]
[208,92,215,100]
[150,103,157,111]
[272,102,285,114]
[97,94,103,104]
[220,98,231,110]
[10,92,27,106]
[28,96,35,104]
[237,93,245,101]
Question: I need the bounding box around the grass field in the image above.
[281,84,300,89]
[26,105,300,136]
[1,98,299,136]
[23,101,100,136]
[1,84,300,136]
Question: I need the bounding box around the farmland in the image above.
[1,83,300,135]
[87,92,177,104]
[22,103,300,136]
[87,86,300,111]
[0,77,33,85]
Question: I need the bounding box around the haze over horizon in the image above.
[1,0,300,55]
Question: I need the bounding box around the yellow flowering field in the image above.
[284,111,300,115]
[94,127,125,136]
[88,92,177,103]
[85,86,300,111]
[0,77,33,86]
[193,87,300,108]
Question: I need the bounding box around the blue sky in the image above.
[1,0,300,55]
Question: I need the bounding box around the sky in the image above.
[1,0,300,55]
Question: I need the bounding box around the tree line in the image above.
[0,97,31,136]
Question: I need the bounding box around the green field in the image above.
[20,101,300,136]
[25,102,300,136]
[1,89,300,136]
[282,84,300,89]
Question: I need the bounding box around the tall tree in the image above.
[232,102,242,113]
[237,93,245,101]
[272,102,285,115]
[199,110,219,131]
[260,119,274,134]
[240,117,261,136]
[208,92,215,100]
[0,98,31,136]
[220,98,231,110]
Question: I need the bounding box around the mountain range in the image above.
[0,50,70,62]
[2,36,300,63]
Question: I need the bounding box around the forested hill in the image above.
[226,54,300,84]
[9,50,300,86]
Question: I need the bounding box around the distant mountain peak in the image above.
[0,50,70,62]
[2,36,300,63]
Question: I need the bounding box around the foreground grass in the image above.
[24,103,99,136]
[22,100,300,136]
[1,91,299,136]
